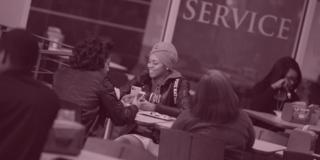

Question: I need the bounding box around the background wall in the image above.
[301,0,320,82]
[27,0,151,71]
[134,0,171,73]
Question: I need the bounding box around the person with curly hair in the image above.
[53,37,138,136]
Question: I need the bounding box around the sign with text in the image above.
[171,0,306,85]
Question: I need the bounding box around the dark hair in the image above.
[261,56,302,90]
[69,37,113,71]
[191,70,240,124]
[0,29,39,71]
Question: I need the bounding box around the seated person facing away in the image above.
[172,70,255,160]
[121,42,191,117]
[0,29,60,160]
[53,37,138,136]
[117,70,255,160]
[250,57,302,114]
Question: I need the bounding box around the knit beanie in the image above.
[150,42,178,69]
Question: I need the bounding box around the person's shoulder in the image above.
[102,76,114,88]
[20,78,60,108]
[169,70,183,78]
[237,109,254,126]
[176,110,195,122]
[172,110,195,129]
[55,67,72,76]
[32,79,59,99]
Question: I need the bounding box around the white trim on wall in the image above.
[295,0,317,67]
[0,0,31,28]
[161,0,181,42]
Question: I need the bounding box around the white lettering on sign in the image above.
[182,0,291,40]
[212,4,230,28]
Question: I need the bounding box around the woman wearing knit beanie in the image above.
[115,42,192,157]
[121,41,191,117]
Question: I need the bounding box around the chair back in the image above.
[254,126,288,146]
[283,151,320,160]
[158,128,224,160]
[84,137,156,160]
[58,99,82,122]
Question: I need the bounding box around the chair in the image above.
[103,118,113,140]
[254,126,289,146]
[283,151,320,160]
[58,99,82,122]
[84,137,156,160]
[158,128,225,160]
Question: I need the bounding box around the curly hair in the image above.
[69,37,113,71]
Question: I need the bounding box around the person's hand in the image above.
[137,100,156,111]
[121,94,136,106]
[271,78,287,89]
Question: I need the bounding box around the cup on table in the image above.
[274,110,282,118]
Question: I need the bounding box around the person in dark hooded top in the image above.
[121,42,191,117]
[250,57,302,114]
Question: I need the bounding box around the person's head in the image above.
[147,42,178,78]
[0,29,39,73]
[192,70,239,124]
[264,57,302,90]
[69,37,113,71]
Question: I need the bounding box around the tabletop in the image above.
[135,111,174,129]
[253,139,286,153]
[41,150,122,160]
[243,109,320,132]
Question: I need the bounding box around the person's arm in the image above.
[99,78,138,126]
[171,110,190,130]
[119,72,149,98]
[243,111,255,149]
[250,82,276,113]
[155,79,192,117]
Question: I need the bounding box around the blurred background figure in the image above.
[0,29,60,160]
[46,26,64,50]
[250,56,302,114]
[53,37,138,137]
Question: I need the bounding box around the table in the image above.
[42,137,157,160]
[253,139,286,153]
[41,150,122,160]
[135,111,174,129]
[244,109,320,132]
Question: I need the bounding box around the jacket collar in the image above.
[155,69,182,86]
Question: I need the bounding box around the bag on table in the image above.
[282,102,320,125]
